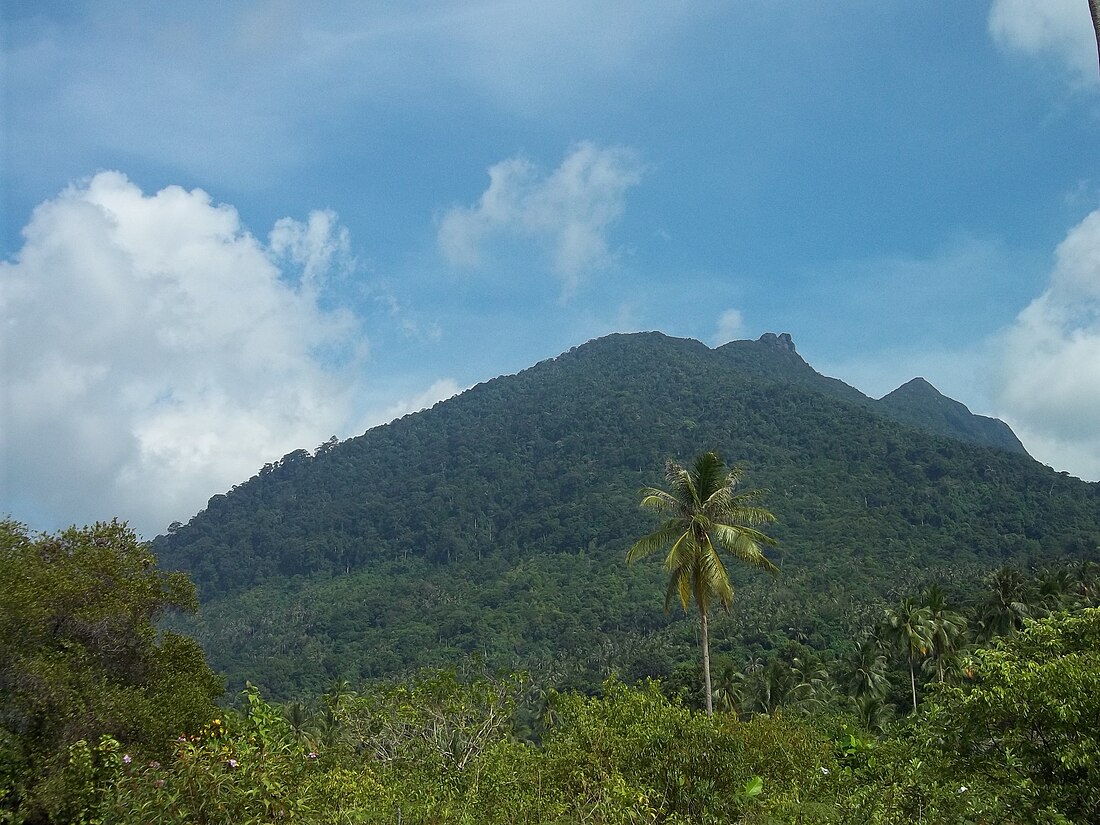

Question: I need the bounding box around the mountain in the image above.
[719,333,1027,454]
[878,377,1028,455]
[154,332,1100,698]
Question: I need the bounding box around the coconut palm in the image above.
[883,597,933,713]
[844,639,890,701]
[921,585,968,683]
[976,567,1036,642]
[788,651,834,715]
[712,662,747,717]
[626,452,778,715]
[283,700,321,749]
[849,693,896,732]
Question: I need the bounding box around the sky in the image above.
[2,0,1099,538]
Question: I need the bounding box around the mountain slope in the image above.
[154,332,1099,697]
[878,377,1028,455]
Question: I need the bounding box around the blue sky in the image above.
[3,1,1099,537]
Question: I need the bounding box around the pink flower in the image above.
[122,754,132,764]
[227,758,239,769]
[307,752,318,759]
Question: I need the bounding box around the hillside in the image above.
[155,332,1100,697]
[878,377,1028,455]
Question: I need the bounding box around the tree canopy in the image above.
[0,520,222,821]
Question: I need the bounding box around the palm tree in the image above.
[283,700,321,749]
[920,585,967,683]
[976,567,1036,642]
[712,661,747,717]
[849,693,896,732]
[883,597,933,713]
[626,452,778,715]
[788,651,834,715]
[844,639,890,702]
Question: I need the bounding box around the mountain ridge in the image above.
[154,330,1098,697]
[877,376,1028,456]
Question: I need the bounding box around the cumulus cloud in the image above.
[712,309,745,345]
[0,172,367,536]
[994,208,1100,480]
[269,209,353,290]
[989,0,1100,84]
[437,142,644,295]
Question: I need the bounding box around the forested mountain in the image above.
[878,377,1027,455]
[154,332,1099,697]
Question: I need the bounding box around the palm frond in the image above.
[692,452,726,505]
[663,530,695,573]
[626,524,683,564]
[711,523,780,572]
[664,460,696,504]
[639,488,683,516]
[665,568,693,613]
[698,537,735,611]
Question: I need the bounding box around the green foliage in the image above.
[0,519,222,822]
[16,612,1100,824]
[335,668,525,774]
[101,689,329,824]
[920,608,1100,821]
[153,332,1100,699]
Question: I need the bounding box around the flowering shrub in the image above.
[98,688,327,824]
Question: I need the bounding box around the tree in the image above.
[920,584,967,684]
[883,597,933,713]
[923,608,1100,821]
[844,639,890,702]
[626,452,778,715]
[0,519,222,820]
[975,567,1036,642]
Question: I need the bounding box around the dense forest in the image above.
[3,519,1098,823]
[4,332,1100,822]
[153,333,1099,698]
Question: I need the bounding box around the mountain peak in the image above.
[879,377,1028,456]
[757,332,797,354]
[890,376,938,394]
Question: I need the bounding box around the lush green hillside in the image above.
[154,332,1100,697]
[878,377,1027,455]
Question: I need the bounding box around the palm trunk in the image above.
[701,605,713,716]
[908,655,918,713]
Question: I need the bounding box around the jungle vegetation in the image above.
[4,333,1100,822]
[3,519,1099,823]
[152,333,1099,699]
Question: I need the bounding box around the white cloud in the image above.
[0,172,368,536]
[437,142,644,295]
[269,209,353,291]
[994,208,1100,480]
[712,308,745,345]
[989,0,1100,84]
[369,378,462,426]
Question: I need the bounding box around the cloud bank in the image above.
[995,208,1100,480]
[1,172,367,536]
[989,0,1100,84]
[438,142,644,295]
